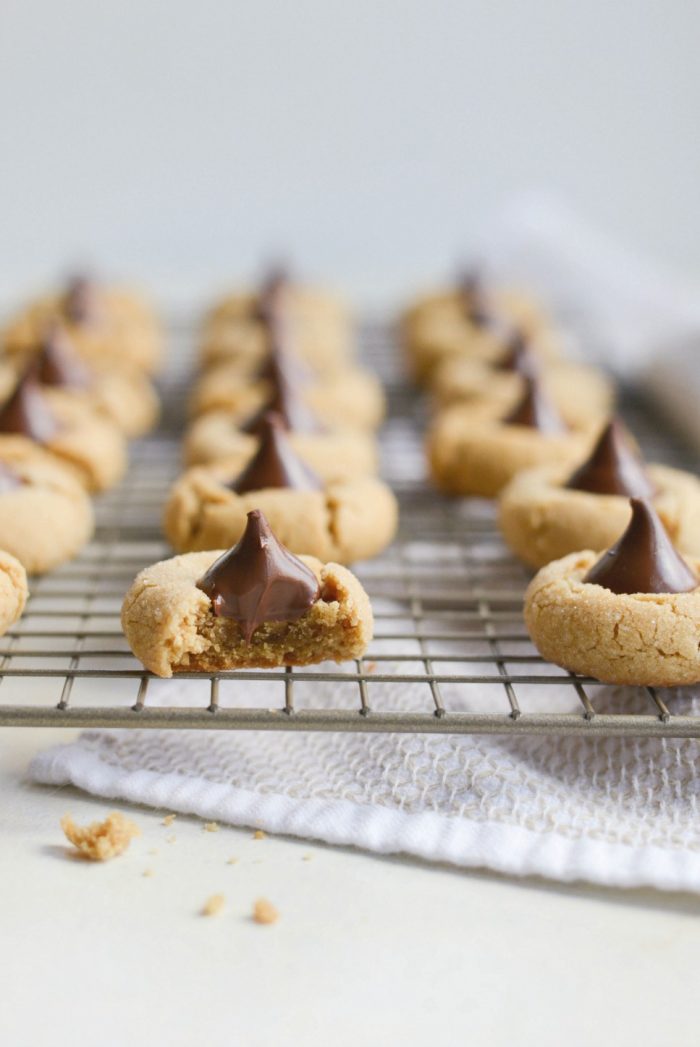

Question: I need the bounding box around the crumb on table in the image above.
[61,812,140,861]
[253,898,279,925]
[166,835,177,845]
[204,821,219,833]
[226,857,239,865]
[253,829,266,840]
[202,893,226,917]
[162,814,177,827]
[142,868,155,878]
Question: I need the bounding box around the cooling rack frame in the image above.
[0,319,698,738]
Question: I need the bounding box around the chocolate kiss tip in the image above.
[0,369,59,443]
[195,508,320,642]
[496,332,536,375]
[63,275,99,325]
[37,325,92,389]
[566,419,654,498]
[229,412,322,494]
[503,374,565,435]
[584,497,698,595]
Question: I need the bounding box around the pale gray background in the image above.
[1,0,698,305]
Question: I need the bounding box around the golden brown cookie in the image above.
[122,547,372,678]
[0,549,28,635]
[41,392,128,492]
[0,358,159,440]
[430,357,614,429]
[206,284,350,328]
[402,282,559,383]
[199,313,354,374]
[525,548,700,686]
[427,386,591,498]
[499,462,700,569]
[163,463,398,561]
[183,411,378,477]
[0,451,94,573]
[3,281,163,375]
[188,360,385,430]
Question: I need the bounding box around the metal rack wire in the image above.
[0,320,698,736]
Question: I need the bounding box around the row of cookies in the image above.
[164,270,398,565]
[123,272,394,676]
[0,276,162,580]
[405,271,700,687]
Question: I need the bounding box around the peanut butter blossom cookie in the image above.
[164,412,397,561]
[183,355,378,477]
[3,275,163,375]
[402,270,561,384]
[0,368,127,492]
[427,372,590,497]
[429,332,614,430]
[122,509,373,678]
[499,420,700,568]
[199,267,354,374]
[525,498,700,686]
[0,549,28,636]
[0,453,93,574]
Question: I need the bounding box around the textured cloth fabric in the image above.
[30,676,700,892]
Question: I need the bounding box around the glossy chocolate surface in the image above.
[584,498,698,595]
[37,325,93,389]
[255,266,289,324]
[63,276,101,326]
[566,420,654,498]
[240,360,322,435]
[196,509,321,641]
[503,374,565,434]
[456,269,491,327]
[0,371,59,443]
[495,332,535,375]
[229,413,323,494]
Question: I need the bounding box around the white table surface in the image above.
[1,726,699,1047]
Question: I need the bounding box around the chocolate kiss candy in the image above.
[495,331,536,375]
[503,374,565,435]
[196,508,321,642]
[255,265,289,324]
[0,369,60,443]
[240,361,322,436]
[584,498,698,595]
[228,412,323,494]
[63,275,101,326]
[37,325,93,389]
[566,420,654,498]
[0,462,23,494]
[457,268,492,328]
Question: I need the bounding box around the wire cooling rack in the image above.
[0,319,698,736]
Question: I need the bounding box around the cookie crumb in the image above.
[253,829,266,840]
[162,814,177,827]
[226,857,239,865]
[202,893,225,917]
[142,868,155,878]
[253,898,279,925]
[302,854,313,862]
[204,821,219,833]
[61,812,140,861]
[166,835,177,845]
[365,661,378,673]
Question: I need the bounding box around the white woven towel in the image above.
[29,677,700,893]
